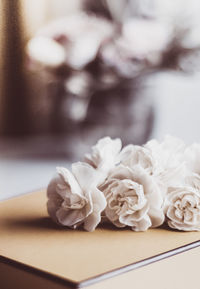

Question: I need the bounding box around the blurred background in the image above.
[1,0,200,200]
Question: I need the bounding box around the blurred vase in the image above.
[25,11,155,159]
[41,75,154,160]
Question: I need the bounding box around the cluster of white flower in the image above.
[47,136,200,232]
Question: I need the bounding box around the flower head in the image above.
[120,144,155,174]
[100,165,164,231]
[164,185,200,231]
[184,143,200,175]
[84,136,122,176]
[144,136,187,190]
[47,162,106,231]
[47,135,200,232]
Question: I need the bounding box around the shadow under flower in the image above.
[159,222,186,232]
[97,222,131,231]
[5,216,64,231]
[5,215,186,233]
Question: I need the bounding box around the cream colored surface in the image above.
[85,246,200,289]
[0,191,200,284]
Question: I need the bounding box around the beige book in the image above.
[0,191,200,289]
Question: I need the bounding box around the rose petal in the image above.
[168,220,200,231]
[109,165,133,180]
[56,207,87,227]
[47,199,62,223]
[148,207,165,227]
[56,167,82,198]
[84,137,122,173]
[184,143,200,174]
[83,212,101,232]
[91,187,107,213]
[120,144,154,173]
[47,176,61,199]
[131,215,152,232]
[72,162,100,191]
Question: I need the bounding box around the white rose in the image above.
[84,136,122,174]
[184,143,200,174]
[145,135,186,170]
[185,173,200,189]
[120,144,155,174]
[144,136,187,188]
[100,165,164,231]
[47,162,106,231]
[164,185,200,231]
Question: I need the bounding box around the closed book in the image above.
[0,191,200,289]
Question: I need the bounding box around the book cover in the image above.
[0,191,200,289]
